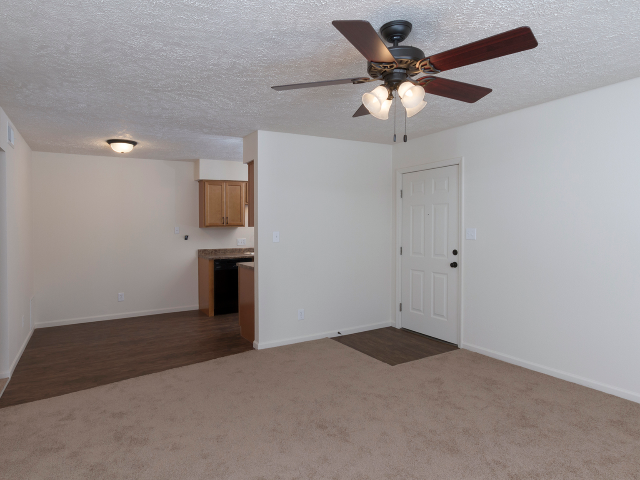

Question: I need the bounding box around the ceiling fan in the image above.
[272,20,538,140]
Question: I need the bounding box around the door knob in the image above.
[452,249,458,255]
[450,262,458,268]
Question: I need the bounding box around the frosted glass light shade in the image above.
[370,85,389,101]
[362,92,382,115]
[107,139,137,153]
[110,142,134,153]
[398,81,425,109]
[373,99,392,120]
[397,81,414,99]
[362,85,390,119]
[405,100,427,118]
[401,86,425,109]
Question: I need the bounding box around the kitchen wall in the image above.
[32,152,254,327]
[0,107,34,378]
[392,76,640,403]
[250,131,393,348]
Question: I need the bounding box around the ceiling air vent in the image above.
[7,123,15,147]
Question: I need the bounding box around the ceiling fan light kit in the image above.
[362,85,392,119]
[397,81,425,109]
[272,19,538,142]
[405,100,427,118]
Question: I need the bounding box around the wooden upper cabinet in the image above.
[200,181,225,227]
[225,181,245,226]
[199,180,246,228]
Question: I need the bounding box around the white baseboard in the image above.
[462,342,640,404]
[0,326,35,379]
[253,320,394,350]
[35,305,200,329]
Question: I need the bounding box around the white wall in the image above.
[0,107,34,378]
[392,76,640,403]
[252,131,393,348]
[32,152,254,327]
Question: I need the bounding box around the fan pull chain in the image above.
[393,92,397,142]
[404,106,408,142]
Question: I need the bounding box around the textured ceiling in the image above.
[0,0,639,161]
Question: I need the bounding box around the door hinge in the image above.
[400,189,403,198]
[400,247,402,255]
[399,303,402,312]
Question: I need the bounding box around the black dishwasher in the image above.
[213,258,253,315]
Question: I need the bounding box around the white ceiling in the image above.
[1,0,638,161]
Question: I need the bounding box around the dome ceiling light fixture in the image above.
[106,139,138,153]
[272,20,538,142]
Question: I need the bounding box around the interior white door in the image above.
[401,165,459,343]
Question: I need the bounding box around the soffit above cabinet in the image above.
[196,159,248,181]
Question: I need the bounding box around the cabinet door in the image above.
[225,181,245,226]
[202,181,225,227]
[247,161,254,227]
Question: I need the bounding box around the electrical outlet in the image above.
[174,226,180,234]
[118,292,125,302]
[298,309,305,320]
[237,238,246,246]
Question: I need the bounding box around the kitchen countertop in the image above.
[237,262,254,270]
[198,248,255,260]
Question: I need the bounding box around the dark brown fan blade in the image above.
[272,77,372,91]
[427,27,538,72]
[332,20,396,63]
[417,76,492,103]
[352,104,370,117]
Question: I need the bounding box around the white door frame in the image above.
[395,157,464,346]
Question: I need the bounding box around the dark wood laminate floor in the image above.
[332,327,458,366]
[0,310,253,408]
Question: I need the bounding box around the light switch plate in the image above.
[174,226,180,234]
[298,309,304,320]
[118,292,124,302]
[466,228,477,240]
[237,238,246,246]
[7,123,15,147]
[273,231,280,243]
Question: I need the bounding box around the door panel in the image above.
[401,165,459,343]
[432,203,449,258]
[410,270,425,314]
[410,205,425,256]
[225,181,245,226]
[205,181,225,227]
[432,272,448,320]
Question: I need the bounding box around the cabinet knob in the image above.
[450,262,458,268]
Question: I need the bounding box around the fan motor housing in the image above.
[367,45,426,84]
[388,45,425,61]
[367,20,427,84]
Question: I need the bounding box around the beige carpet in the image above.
[1,339,639,479]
